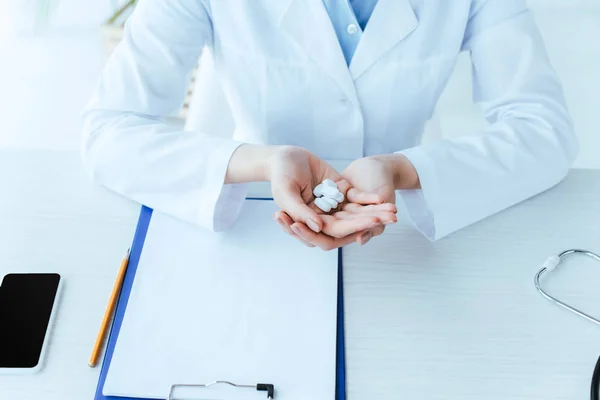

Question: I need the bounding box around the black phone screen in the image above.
[0,273,61,368]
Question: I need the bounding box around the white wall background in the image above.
[0,0,598,167]
[0,0,116,150]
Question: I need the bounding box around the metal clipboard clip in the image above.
[167,381,275,400]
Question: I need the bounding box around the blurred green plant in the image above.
[106,0,136,25]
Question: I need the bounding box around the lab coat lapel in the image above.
[350,0,419,79]
[279,0,358,102]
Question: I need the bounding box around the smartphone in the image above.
[0,273,62,374]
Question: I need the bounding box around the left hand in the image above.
[339,154,420,242]
[341,156,398,205]
[342,153,420,202]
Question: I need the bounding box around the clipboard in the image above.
[93,201,347,400]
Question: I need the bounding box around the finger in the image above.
[332,210,396,224]
[328,211,353,219]
[278,211,316,243]
[334,179,352,196]
[275,218,315,248]
[342,202,397,214]
[274,212,296,236]
[371,224,386,237]
[291,222,361,251]
[320,214,381,238]
[357,230,373,246]
[346,188,385,205]
[279,184,323,233]
[274,212,315,247]
[276,211,294,227]
[357,225,386,246]
[336,211,397,225]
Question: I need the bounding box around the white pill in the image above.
[323,179,337,188]
[313,184,324,197]
[323,197,339,208]
[333,191,344,203]
[315,197,332,213]
[322,185,340,197]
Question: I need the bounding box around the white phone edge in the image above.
[0,275,63,375]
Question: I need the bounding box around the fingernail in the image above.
[307,219,320,233]
[291,224,302,236]
[360,232,373,245]
[383,218,397,225]
[275,217,286,228]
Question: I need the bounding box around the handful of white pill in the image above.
[313,179,344,213]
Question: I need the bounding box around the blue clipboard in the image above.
[94,201,347,400]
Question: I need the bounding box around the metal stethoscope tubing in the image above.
[534,249,600,400]
[535,249,600,326]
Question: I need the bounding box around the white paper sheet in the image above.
[103,200,338,400]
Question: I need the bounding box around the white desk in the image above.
[345,168,600,399]
[1,149,599,400]
[0,150,139,400]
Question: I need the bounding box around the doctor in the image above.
[82,0,578,250]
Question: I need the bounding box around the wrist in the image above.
[225,144,285,183]
[263,145,306,182]
[373,154,420,190]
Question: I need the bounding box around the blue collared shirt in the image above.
[323,0,378,65]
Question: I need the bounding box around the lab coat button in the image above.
[347,24,358,35]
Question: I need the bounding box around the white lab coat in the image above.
[82,0,578,240]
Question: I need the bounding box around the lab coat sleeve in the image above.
[81,0,248,232]
[396,0,578,241]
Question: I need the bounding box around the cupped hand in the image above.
[227,146,412,250]
[226,144,399,247]
[341,154,420,202]
[268,146,385,234]
[274,201,397,250]
[341,156,397,204]
[337,156,399,244]
[268,147,398,250]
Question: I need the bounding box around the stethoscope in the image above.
[535,249,600,400]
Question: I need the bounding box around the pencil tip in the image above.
[88,362,96,368]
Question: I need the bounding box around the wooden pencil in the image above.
[88,248,130,368]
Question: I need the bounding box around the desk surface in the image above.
[0,150,139,400]
[345,168,600,399]
[1,149,599,400]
